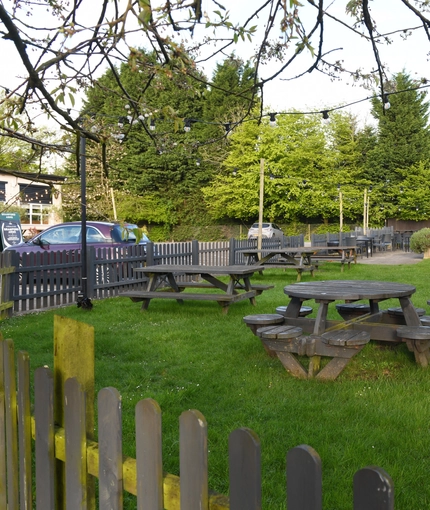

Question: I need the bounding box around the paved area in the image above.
[357,249,423,265]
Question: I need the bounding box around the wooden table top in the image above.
[133,264,260,276]
[284,280,416,301]
[240,246,355,254]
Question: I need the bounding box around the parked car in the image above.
[6,221,150,285]
[4,221,150,255]
[247,222,284,239]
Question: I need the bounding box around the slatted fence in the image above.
[0,316,395,509]
[0,251,14,319]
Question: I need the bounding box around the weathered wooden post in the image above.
[53,315,95,509]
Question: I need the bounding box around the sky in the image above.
[0,0,429,130]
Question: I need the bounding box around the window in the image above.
[0,182,5,202]
[39,225,81,244]
[19,184,52,204]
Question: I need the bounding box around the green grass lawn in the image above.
[2,260,430,509]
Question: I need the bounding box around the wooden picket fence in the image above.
[0,316,395,509]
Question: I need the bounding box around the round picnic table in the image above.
[283,280,420,335]
[278,280,428,378]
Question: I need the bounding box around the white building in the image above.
[0,169,65,237]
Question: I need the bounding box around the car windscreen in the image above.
[251,223,270,228]
[111,225,138,243]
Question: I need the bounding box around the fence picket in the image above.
[98,387,123,510]
[65,377,87,510]
[179,409,208,510]
[229,427,261,510]
[17,351,32,510]
[34,367,55,510]
[4,339,19,509]
[135,398,163,510]
[0,339,7,509]
[287,444,322,510]
[353,466,394,510]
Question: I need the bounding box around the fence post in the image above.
[192,240,199,265]
[180,409,208,510]
[229,427,261,510]
[353,466,394,510]
[87,247,95,299]
[287,444,322,510]
[146,242,154,266]
[53,315,95,509]
[229,238,236,265]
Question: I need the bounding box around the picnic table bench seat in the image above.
[396,325,430,367]
[177,281,274,295]
[121,289,255,309]
[243,313,285,356]
[255,325,370,380]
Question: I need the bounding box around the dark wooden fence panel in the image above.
[65,377,87,510]
[34,367,55,510]
[98,387,123,510]
[180,410,208,510]
[353,466,394,510]
[17,351,32,510]
[229,427,261,510]
[287,444,322,510]
[135,398,163,510]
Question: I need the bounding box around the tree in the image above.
[366,71,430,185]
[202,109,367,224]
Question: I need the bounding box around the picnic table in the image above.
[121,264,271,314]
[239,246,356,280]
[257,280,426,380]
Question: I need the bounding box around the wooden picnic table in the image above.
[268,279,424,379]
[239,246,356,280]
[121,264,269,314]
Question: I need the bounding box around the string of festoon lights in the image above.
[70,81,430,147]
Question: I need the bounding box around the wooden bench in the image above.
[396,325,430,367]
[260,264,314,282]
[177,282,274,295]
[275,305,313,317]
[121,289,256,313]
[312,256,354,272]
[335,303,371,321]
[256,326,370,380]
[243,313,285,356]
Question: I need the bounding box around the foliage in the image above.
[202,110,368,223]
[366,72,430,185]
[410,228,430,254]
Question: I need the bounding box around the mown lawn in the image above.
[2,259,430,509]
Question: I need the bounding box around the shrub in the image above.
[410,228,430,254]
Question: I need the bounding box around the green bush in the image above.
[410,228,430,253]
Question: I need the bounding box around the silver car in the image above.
[247,222,284,239]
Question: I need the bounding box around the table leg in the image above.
[166,273,184,305]
[399,296,421,326]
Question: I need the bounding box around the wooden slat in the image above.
[98,387,123,510]
[0,339,7,510]
[353,466,394,510]
[65,377,87,509]
[4,339,19,509]
[136,398,163,510]
[17,351,32,510]
[35,367,55,510]
[287,444,322,510]
[180,409,208,510]
[229,427,261,510]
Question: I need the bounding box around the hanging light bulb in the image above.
[383,94,391,110]
[184,119,191,132]
[224,123,231,133]
[269,113,277,127]
[196,158,201,166]
[321,110,330,123]
[149,118,156,131]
